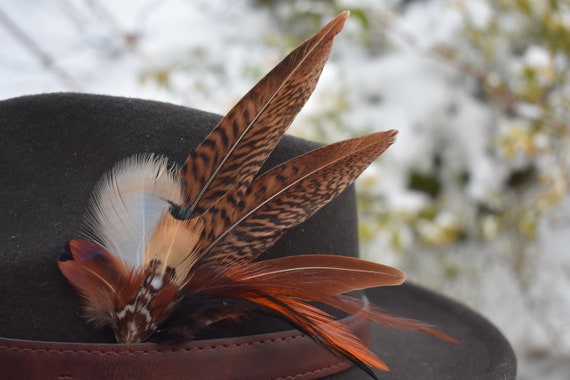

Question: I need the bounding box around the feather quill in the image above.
[58,11,457,377]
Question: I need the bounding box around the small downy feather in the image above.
[144,213,204,286]
[81,154,183,268]
[58,11,457,378]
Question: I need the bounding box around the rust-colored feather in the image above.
[240,294,389,377]
[180,11,349,216]
[58,240,131,326]
[182,254,455,375]
[225,254,406,293]
[211,255,457,345]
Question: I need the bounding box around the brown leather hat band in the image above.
[0,314,369,380]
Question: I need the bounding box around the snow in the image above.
[1,1,569,378]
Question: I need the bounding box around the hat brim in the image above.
[331,283,516,379]
[0,93,516,379]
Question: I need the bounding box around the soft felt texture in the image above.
[0,93,515,379]
[0,93,358,342]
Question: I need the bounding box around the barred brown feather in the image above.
[198,130,398,267]
[180,12,350,216]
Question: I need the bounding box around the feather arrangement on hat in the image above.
[58,12,456,378]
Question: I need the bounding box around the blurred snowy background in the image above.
[2,0,570,378]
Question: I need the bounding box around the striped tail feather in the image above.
[196,130,398,268]
[180,12,350,216]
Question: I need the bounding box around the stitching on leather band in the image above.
[0,317,360,355]
[275,361,351,380]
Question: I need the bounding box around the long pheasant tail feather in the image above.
[227,257,456,344]
[180,11,350,216]
[184,261,392,375]
[192,255,452,374]
[225,254,406,294]
[199,130,397,266]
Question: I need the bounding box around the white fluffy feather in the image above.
[81,154,184,268]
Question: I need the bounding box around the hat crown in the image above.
[0,93,359,342]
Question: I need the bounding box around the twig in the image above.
[378,10,570,134]
[0,6,83,91]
